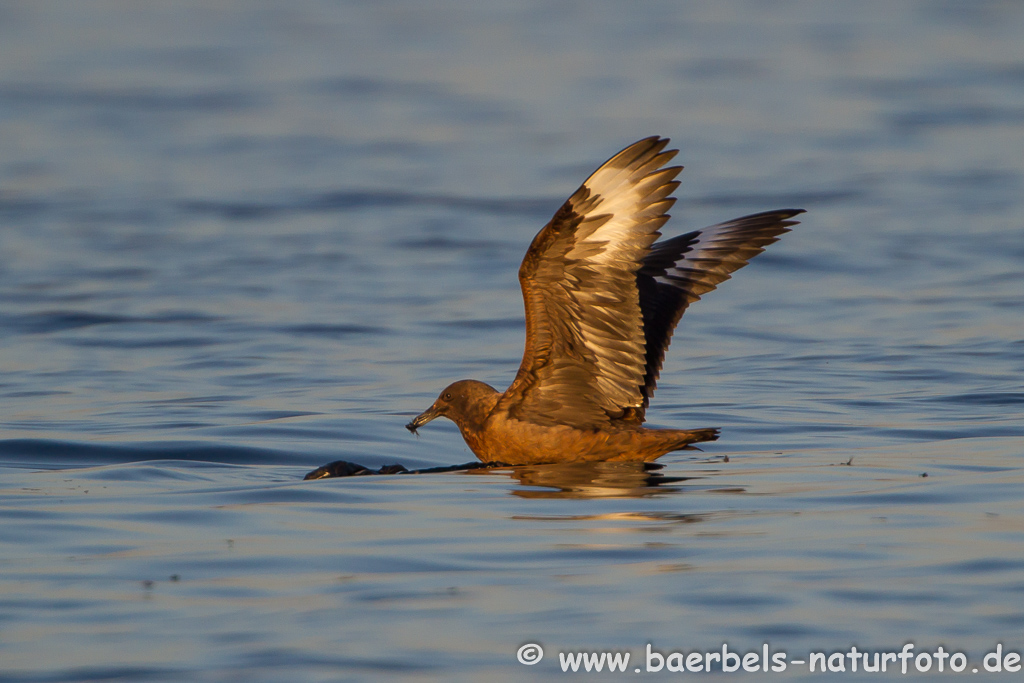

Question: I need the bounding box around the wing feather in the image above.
[500,136,803,429]
[633,208,805,418]
[503,137,680,428]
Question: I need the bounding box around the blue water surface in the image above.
[1,1,1023,680]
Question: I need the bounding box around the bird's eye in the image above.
[444,392,452,400]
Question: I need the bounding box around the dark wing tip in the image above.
[775,208,806,231]
[737,207,805,221]
[605,136,674,171]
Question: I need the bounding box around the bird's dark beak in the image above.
[406,405,441,434]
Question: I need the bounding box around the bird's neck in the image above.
[452,388,500,434]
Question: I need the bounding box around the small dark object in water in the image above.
[304,459,498,480]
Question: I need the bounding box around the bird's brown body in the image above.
[407,137,803,465]
[409,379,719,464]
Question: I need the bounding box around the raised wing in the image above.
[634,208,805,417]
[502,137,681,428]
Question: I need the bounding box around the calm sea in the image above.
[1,1,1023,680]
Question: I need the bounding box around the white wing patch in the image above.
[567,146,679,267]
[560,138,682,412]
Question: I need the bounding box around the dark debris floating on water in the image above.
[303,460,498,480]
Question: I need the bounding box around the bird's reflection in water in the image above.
[475,461,703,499]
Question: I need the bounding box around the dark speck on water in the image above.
[1,1,1024,681]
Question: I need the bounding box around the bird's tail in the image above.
[617,426,720,462]
[669,427,720,449]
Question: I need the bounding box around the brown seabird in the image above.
[406,137,803,465]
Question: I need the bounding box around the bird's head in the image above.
[406,380,499,433]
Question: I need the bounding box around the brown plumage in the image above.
[407,137,803,465]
